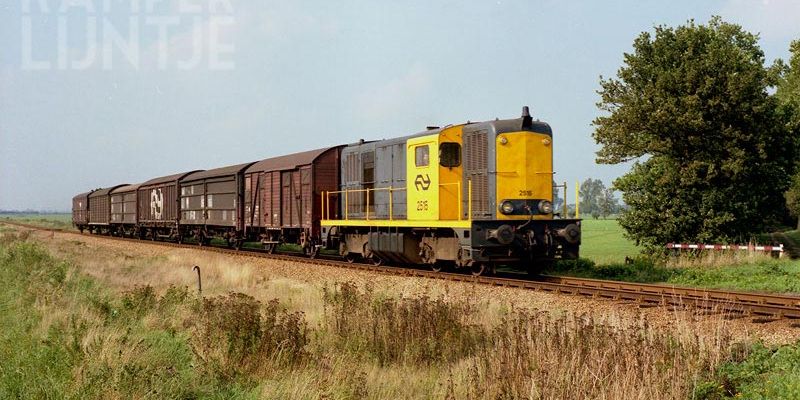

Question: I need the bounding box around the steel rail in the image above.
[4,221,800,320]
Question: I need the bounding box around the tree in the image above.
[777,40,800,131]
[780,40,800,227]
[593,18,796,248]
[579,178,606,219]
[552,180,564,215]
[598,188,619,218]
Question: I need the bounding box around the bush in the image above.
[322,282,486,365]
[548,257,675,283]
[191,292,309,380]
[695,342,800,399]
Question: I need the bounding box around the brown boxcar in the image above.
[136,170,201,239]
[110,184,140,235]
[244,146,342,252]
[88,185,127,231]
[179,163,255,244]
[72,190,94,231]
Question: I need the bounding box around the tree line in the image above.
[593,17,800,248]
[551,179,621,219]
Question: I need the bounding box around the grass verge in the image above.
[546,255,800,294]
[0,230,760,399]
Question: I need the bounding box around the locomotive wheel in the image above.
[470,263,486,277]
[234,240,243,251]
[370,256,384,266]
[264,243,276,254]
[344,253,356,263]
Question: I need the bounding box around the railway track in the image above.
[5,220,800,321]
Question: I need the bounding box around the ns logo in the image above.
[150,189,164,219]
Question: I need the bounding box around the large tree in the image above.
[593,18,795,247]
[780,40,800,226]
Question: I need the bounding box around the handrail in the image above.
[321,181,473,222]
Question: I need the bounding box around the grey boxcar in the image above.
[179,162,255,246]
[88,185,127,233]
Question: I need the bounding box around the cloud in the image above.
[719,0,800,41]
[353,63,432,123]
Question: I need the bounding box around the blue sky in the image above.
[1,0,799,211]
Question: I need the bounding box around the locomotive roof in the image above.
[181,162,256,182]
[465,116,553,136]
[139,170,203,187]
[246,146,342,174]
[349,114,552,147]
[88,184,128,198]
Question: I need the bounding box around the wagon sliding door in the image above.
[205,177,238,227]
[300,167,312,227]
[281,170,303,227]
[181,182,205,225]
[265,172,280,227]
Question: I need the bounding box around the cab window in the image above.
[439,142,461,168]
[415,145,429,167]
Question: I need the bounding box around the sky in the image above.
[1,0,799,211]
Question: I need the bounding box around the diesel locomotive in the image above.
[72,107,581,275]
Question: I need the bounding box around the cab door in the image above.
[407,135,439,221]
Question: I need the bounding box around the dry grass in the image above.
[11,227,800,398]
[665,249,778,269]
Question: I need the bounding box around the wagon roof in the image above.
[72,191,93,201]
[181,162,256,182]
[246,146,341,174]
[88,184,128,198]
[139,170,203,187]
[111,184,141,194]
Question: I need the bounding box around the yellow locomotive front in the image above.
[455,107,580,272]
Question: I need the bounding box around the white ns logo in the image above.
[150,189,164,219]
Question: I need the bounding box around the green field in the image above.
[0,213,74,231]
[578,218,641,263]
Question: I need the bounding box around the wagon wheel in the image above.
[344,253,356,263]
[369,256,384,266]
[234,239,243,251]
[265,243,276,254]
[470,263,486,277]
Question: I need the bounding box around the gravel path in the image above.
[17,226,800,346]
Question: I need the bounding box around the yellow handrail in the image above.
[467,179,472,220]
[321,184,473,222]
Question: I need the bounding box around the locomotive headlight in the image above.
[538,200,553,214]
[500,201,515,214]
